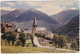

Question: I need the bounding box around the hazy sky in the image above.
[1,1,79,15]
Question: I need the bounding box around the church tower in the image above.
[32,17,38,34]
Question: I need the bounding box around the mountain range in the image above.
[1,9,59,31]
[1,10,11,16]
[1,9,79,34]
[51,10,79,25]
[55,15,79,37]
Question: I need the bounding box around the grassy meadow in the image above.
[1,39,78,53]
[1,46,77,53]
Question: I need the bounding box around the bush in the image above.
[53,34,67,48]
[76,38,79,50]
[71,41,78,50]
[35,33,52,40]
[15,41,21,46]
[53,34,59,47]
[35,33,45,38]
[10,31,17,41]
[19,32,26,46]
[2,32,17,46]
[58,35,66,48]
[45,37,52,40]
[1,33,7,39]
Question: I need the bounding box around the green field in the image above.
[1,46,77,53]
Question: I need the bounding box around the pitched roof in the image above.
[37,27,46,31]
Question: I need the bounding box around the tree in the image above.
[71,41,78,50]
[1,33,8,45]
[1,33,7,39]
[58,35,66,48]
[53,34,59,47]
[1,32,11,46]
[76,38,79,50]
[6,33,11,46]
[35,33,45,38]
[19,32,26,46]
[7,32,17,46]
[1,31,17,46]
[10,31,17,46]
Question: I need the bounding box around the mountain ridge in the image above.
[55,15,79,37]
[1,9,59,31]
[51,10,79,25]
[1,9,79,33]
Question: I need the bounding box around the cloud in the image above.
[1,1,78,15]
[23,1,78,15]
[70,8,77,10]
[0,7,15,11]
[6,2,16,6]
[52,1,78,6]
[37,4,65,15]
[25,1,43,6]
[78,1,80,9]
[37,5,63,15]
[22,2,65,15]
[26,1,77,6]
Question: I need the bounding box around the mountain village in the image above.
[1,1,79,53]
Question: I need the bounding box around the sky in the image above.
[0,1,79,15]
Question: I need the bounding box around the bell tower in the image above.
[32,17,37,34]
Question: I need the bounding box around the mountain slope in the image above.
[1,9,59,31]
[0,10,11,16]
[1,9,29,22]
[1,9,57,23]
[51,10,79,25]
[55,15,79,37]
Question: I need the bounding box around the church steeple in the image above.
[33,17,37,26]
[32,17,38,34]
